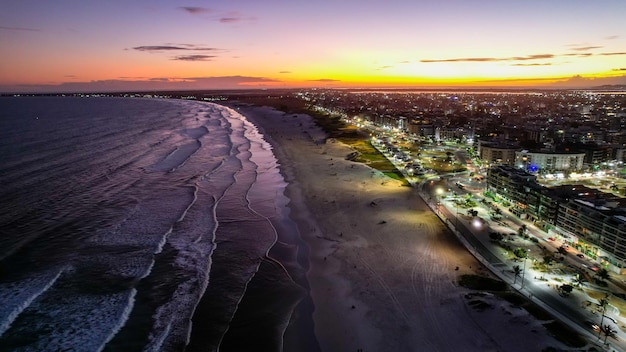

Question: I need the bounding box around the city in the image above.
[293,87,626,350]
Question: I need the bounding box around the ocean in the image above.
[0,96,313,351]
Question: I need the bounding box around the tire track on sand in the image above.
[357,257,411,325]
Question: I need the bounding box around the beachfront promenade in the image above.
[419,178,626,352]
[366,135,624,350]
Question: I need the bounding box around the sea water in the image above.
[0,96,310,351]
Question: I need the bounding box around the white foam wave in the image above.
[0,266,66,337]
[98,289,137,352]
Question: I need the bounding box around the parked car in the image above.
[577,253,585,258]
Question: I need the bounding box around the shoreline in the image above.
[225,101,570,352]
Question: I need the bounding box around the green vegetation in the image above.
[513,247,528,258]
[242,95,407,183]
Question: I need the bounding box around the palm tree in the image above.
[602,324,616,343]
[518,224,527,236]
[597,296,609,339]
[572,274,585,287]
[513,265,522,284]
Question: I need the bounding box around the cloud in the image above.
[569,46,603,51]
[376,65,393,70]
[178,7,211,15]
[599,52,626,56]
[564,53,593,57]
[220,17,241,23]
[613,68,626,71]
[171,55,215,61]
[605,35,619,40]
[0,25,40,32]
[279,71,291,74]
[133,45,218,52]
[1,76,284,93]
[420,54,554,63]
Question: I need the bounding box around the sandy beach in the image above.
[229,102,569,352]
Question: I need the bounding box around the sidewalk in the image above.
[419,180,626,352]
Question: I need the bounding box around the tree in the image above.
[513,247,528,259]
[489,232,504,241]
[513,265,522,284]
[596,268,610,282]
[518,224,528,237]
[597,296,610,339]
[560,284,573,295]
[602,324,616,343]
[572,274,586,287]
[543,255,554,265]
[557,246,568,256]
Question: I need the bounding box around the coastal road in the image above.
[422,179,626,352]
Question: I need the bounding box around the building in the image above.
[552,198,626,273]
[486,165,539,219]
[478,141,519,167]
[515,150,586,173]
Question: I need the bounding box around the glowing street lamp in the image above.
[432,187,444,214]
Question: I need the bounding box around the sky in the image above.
[1,0,626,93]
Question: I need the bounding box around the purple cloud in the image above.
[178,7,211,15]
[0,25,40,32]
[220,17,241,23]
[133,45,218,52]
[421,54,554,63]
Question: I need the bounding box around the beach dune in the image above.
[231,103,567,352]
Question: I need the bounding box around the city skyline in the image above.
[2,0,626,93]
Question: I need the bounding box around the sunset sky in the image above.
[2,0,626,92]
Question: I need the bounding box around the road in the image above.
[370,132,626,350]
[422,178,626,351]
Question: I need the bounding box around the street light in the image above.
[521,249,531,289]
[435,188,443,212]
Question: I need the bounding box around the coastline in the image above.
[225,101,569,352]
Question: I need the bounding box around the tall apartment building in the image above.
[515,150,586,172]
[487,164,626,273]
[553,198,626,273]
[486,165,540,219]
[478,141,519,167]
